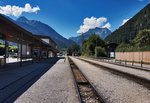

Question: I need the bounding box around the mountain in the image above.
[69,27,111,46]
[105,3,150,44]
[15,16,75,49]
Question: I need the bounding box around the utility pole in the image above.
[96,37,98,56]
[81,33,84,53]
[81,33,84,45]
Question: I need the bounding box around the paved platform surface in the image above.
[71,57,150,103]
[15,57,78,103]
[0,58,59,103]
[78,57,150,81]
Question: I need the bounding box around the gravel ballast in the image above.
[15,58,78,103]
[79,57,150,81]
[70,57,150,103]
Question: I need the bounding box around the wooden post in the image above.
[4,39,8,65]
[47,50,49,59]
[17,42,19,61]
[26,41,27,59]
[132,61,134,66]
[20,33,23,67]
[31,39,34,64]
[39,41,41,60]
[141,60,143,68]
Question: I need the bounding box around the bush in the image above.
[9,46,18,53]
[95,46,107,57]
[115,43,150,52]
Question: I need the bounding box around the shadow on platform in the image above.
[0,57,63,103]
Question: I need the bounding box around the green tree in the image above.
[133,29,150,46]
[82,34,106,56]
[81,40,87,55]
[95,46,107,58]
[115,43,131,52]
[0,42,3,45]
[67,43,80,56]
[9,46,18,53]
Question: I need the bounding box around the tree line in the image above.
[67,34,108,57]
[116,29,150,52]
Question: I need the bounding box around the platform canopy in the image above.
[0,14,58,53]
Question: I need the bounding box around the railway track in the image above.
[77,57,150,89]
[68,57,107,103]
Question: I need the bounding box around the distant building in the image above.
[33,35,58,58]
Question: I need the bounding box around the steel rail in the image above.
[68,57,107,103]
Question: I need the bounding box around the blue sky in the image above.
[0,0,149,38]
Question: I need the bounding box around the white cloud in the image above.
[0,3,40,17]
[122,18,130,25]
[77,16,111,34]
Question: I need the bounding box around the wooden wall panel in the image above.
[115,51,150,63]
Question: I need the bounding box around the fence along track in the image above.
[84,57,150,72]
[68,57,107,103]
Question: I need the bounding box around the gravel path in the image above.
[71,57,150,103]
[15,58,78,103]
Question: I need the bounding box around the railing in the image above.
[96,57,150,69]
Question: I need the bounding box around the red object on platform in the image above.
[5,32,11,41]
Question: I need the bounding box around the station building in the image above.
[0,14,58,66]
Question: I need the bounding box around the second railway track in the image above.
[68,57,107,103]
[77,57,150,89]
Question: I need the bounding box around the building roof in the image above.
[0,14,58,53]
[33,34,57,45]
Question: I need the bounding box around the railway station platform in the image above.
[14,57,78,103]
[0,57,78,103]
